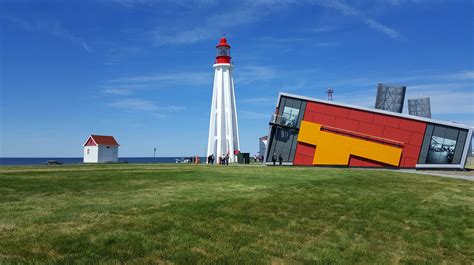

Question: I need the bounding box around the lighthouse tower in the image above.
[207,37,240,163]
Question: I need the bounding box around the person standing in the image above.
[211,154,215,164]
[272,153,277,166]
[225,153,229,165]
[278,154,283,166]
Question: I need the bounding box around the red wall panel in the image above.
[309,112,335,127]
[294,143,315,166]
[399,119,426,133]
[297,142,316,157]
[409,132,424,146]
[302,156,314,165]
[349,156,385,167]
[293,154,305,165]
[334,117,359,131]
[373,115,401,128]
[303,110,313,121]
[357,122,385,137]
[403,144,422,160]
[382,127,412,143]
[325,105,350,118]
[306,101,326,114]
[349,109,374,123]
[349,156,362,166]
[402,157,418,167]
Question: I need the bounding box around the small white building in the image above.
[83,135,119,163]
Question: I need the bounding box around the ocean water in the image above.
[0,157,205,166]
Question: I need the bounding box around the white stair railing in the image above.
[270,114,298,128]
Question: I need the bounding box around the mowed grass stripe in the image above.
[0,164,473,264]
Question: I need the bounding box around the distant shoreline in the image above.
[0,157,205,166]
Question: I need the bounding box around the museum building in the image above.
[265,93,472,169]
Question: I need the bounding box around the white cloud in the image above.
[333,91,376,108]
[365,18,401,39]
[306,70,474,90]
[105,46,143,65]
[1,15,91,52]
[377,0,434,6]
[448,71,474,80]
[314,0,359,16]
[239,110,271,119]
[235,65,277,84]
[419,92,473,115]
[308,69,474,122]
[103,88,134,95]
[258,36,340,47]
[102,0,217,8]
[305,25,337,33]
[108,72,212,86]
[149,0,305,46]
[408,82,472,91]
[108,98,185,117]
[108,98,159,111]
[406,84,474,115]
[258,36,311,43]
[279,80,310,92]
[240,97,276,105]
[153,28,212,46]
[153,6,261,45]
[104,0,406,51]
[338,86,473,119]
[311,0,402,39]
[315,41,341,47]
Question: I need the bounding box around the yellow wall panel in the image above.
[297,121,402,166]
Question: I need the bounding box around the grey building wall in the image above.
[266,96,306,162]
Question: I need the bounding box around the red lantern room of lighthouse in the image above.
[215,37,231,64]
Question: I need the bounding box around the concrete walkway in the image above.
[397,169,474,181]
[357,168,474,181]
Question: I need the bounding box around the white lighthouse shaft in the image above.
[207,63,240,162]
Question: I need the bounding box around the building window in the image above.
[217,46,230,56]
[428,135,456,164]
[281,106,300,127]
[418,124,468,164]
[87,149,90,155]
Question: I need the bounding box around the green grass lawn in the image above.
[1,164,473,264]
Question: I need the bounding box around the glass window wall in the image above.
[418,124,468,164]
[266,96,306,163]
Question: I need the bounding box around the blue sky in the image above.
[1,0,473,157]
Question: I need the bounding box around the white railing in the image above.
[270,114,299,128]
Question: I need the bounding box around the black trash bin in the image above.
[237,153,250,164]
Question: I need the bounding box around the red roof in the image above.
[83,135,119,146]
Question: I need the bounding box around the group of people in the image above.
[253,155,265,163]
[207,153,284,166]
[271,153,284,166]
[207,154,230,165]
